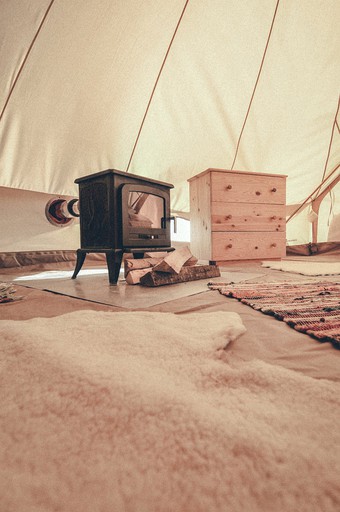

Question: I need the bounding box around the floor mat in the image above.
[6,268,265,309]
[209,281,340,349]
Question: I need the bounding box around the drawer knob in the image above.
[226,244,233,249]
[271,243,277,248]
[225,184,232,190]
[271,187,277,192]
[254,246,258,250]
[271,216,277,220]
[225,214,232,220]
[255,191,261,196]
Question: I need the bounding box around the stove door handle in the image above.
[162,215,177,233]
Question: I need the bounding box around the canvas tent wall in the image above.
[0,0,339,256]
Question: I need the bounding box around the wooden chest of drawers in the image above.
[188,169,287,263]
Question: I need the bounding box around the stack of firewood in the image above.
[124,246,220,287]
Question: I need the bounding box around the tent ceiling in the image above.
[0,0,339,214]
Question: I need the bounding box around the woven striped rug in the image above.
[209,281,340,349]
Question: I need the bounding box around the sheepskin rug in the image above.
[1,310,340,512]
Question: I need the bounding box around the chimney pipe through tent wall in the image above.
[45,198,80,227]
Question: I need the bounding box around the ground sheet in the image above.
[261,260,340,276]
[209,281,340,349]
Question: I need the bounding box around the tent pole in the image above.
[311,173,340,243]
[286,164,340,224]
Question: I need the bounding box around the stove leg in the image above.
[106,250,123,285]
[72,249,86,279]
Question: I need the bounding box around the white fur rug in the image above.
[262,259,340,275]
[1,310,340,512]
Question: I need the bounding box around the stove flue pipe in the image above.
[45,197,79,227]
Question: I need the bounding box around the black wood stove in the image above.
[71,169,174,284]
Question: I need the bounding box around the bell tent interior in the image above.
[1,1,340,511]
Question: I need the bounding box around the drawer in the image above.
[211,172,285,204]
[211,231,286,261]
[211,202,285,232]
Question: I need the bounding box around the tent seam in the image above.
[0,0,56,124]
[125,0,190,173]
[230,0,280,171]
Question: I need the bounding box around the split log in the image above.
[124,254,198,277]
[144,251,169,259]
[183,255,198,266]
[125,268,152,285]
[140,264,220,287]
[152,246,193,274]
[144,252,198,266]
[124,257,161,277]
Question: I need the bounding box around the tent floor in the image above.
[1,254,340,382]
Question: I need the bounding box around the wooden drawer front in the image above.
[211,202,285,232]
[212,231,286,260]
[211,172,285,204]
